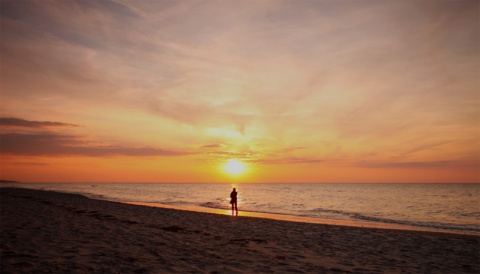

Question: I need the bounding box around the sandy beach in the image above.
[1,188,479,273]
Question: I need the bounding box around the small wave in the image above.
[200,201,230,210]
[158,200,194,206]
[352,213,480,232]
[309,207,353,217]
[306,208,480,232]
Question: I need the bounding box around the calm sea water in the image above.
[2,183,479,233]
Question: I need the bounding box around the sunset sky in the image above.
[0,0,478,183]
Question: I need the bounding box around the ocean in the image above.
[1,182,478,233]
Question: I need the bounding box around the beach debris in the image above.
[162,225,185,233]
[229,238,268,246]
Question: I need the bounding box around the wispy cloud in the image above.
[0,117,79,128]
[0,133,189,157]
[201,143,225,149]
[357,161,452,169]
[252,157,324,165]
[397,141,455,158]
[13,162,49,166]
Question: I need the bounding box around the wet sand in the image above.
[1,187,479,273]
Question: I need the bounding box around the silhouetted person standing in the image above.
[230,188,238,216]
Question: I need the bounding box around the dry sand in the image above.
[1,187,479,273]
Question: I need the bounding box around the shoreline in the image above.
[125,201,480,237]
[2,187,479,273]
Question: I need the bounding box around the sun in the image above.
[224,159,245,175]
